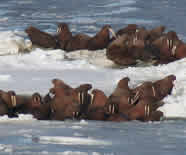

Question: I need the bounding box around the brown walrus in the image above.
[0,90,51,119]
[57,23,116,51]
[147,25,166,43]
[106,30,157,66]
[46,78,93,120]
[57,23,90,51]
[127,96,165,121]
[116,24,138,36]
[153,74,176,100]
[25,26,57,48]
[151,31,182,63]
[85,89,108,121]
[132,75,176,101]
[106,34,137,65]
[106,77,137,114]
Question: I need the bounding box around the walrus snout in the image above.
[108,27,117,39]
[32,92,42,107]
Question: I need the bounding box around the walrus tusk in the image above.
[78,92,84,105]
[147,104,150,117]
[11,95,16,107]
[171,45,177,56]
[112,104,115,114]
[108,28,117,39]
[57,27,62,33]
[89,93,94,105]
[131,91,140,105]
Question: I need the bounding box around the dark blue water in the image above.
[1,0,186,37]
[0,0,186,154]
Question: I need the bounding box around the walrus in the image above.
[105,77,139,114]
[147,25,166,43]
[56,23,90,51]
[87,25,116,50]
[0,90,51,120]
[106,29,157,66]
[153,74,176,100]
[127,96,165,121]
[116,24,138,36]
[171,42,186,59]
[25,26,57,48]
[57,23,116,51]
[26,93,51,120]
[88,89,107,109]
[132,75,176,101]
[49,95,80,121]
[132,81,156,100]
[151,31,182,61]
[46,78,93,120]
[83,89,108,120]
[106,34,137,65]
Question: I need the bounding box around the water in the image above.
[0,0,186,154]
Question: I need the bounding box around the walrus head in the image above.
[56,23,72,49]
[117,77,130,89]
[95,25,117,40]
[0,90,17,108]
[104,102,119,115]
[89,89,107,108]
[116,24,138,36]
[57,23,71,34]
[31,93,42,108]
[154,74,176,99]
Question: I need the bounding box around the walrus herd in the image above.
[25,23,186,65]
[0,24,181,122]
[0,75,176,122]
